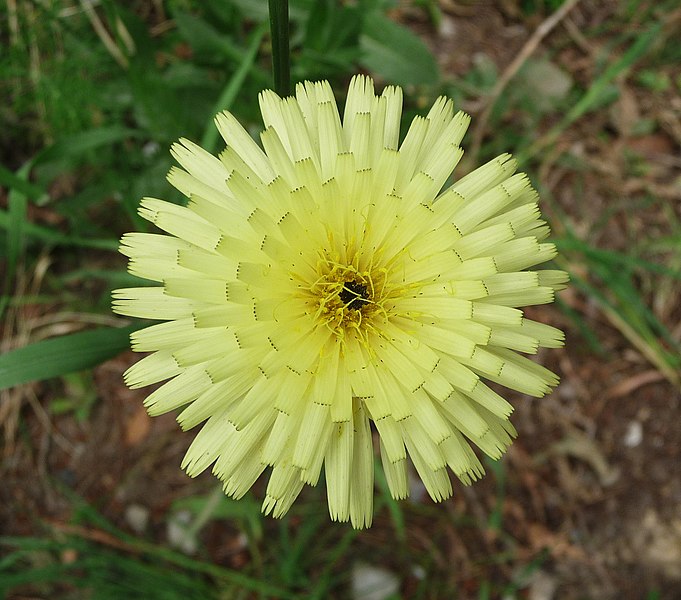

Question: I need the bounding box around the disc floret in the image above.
[304,252,397,344]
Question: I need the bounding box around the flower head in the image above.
[113,76,567,528]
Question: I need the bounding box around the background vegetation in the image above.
[1,0,680,598]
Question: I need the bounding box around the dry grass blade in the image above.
[78,0,130,69]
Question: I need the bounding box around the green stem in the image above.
[268,0,291,96]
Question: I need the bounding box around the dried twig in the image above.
[79,0,129,69]
[562,13,594,56]
[468,0,582,161]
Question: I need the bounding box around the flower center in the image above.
[300,252,397,342]
[339,280,370,310]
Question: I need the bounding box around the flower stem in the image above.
[268,0,291,97]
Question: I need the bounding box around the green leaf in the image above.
[304,0,361,53]
[173,10,243,62]
[0,325,140,391]
[297,0,362,78]
[359,11,439,86]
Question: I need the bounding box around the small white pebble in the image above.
[143,141,160,158]
[411,564,426,580]
[439,18,457,39]
[408,470,428,503]
[166,510,197,555]
[623,421,643,448]
[124,504,149,534]
[528,570,558,600]
[352,562,399,600]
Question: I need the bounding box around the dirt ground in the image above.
[2,1,680,599]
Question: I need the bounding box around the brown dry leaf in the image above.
[124,405,151,446]
[526,523,587,561]
[624,133,676,158]
[60,548,79,564]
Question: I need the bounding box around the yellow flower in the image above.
[113,75,567,529]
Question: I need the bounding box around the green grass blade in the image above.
[567,268,680,387]
[0,324,141,390]
[308,527,359,600]
[8,189,27,278]
[201,22,268,153]
[33,127,142,166]
[59,269,153,287]
[373,456,406,543]
[486,458,506,532]
[1,163,31,319]
[555,295,604,354]
[0,164,47,202]
[561,21,662,126]
[554,238,681,280]
[0,210,118,250]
